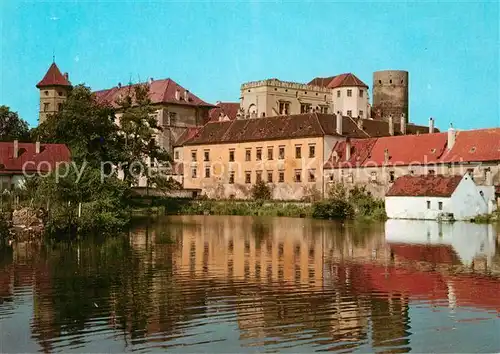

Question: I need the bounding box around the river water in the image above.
[0,216,499,353]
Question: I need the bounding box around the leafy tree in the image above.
[0,105,30,141]
[251,180,272,200]
[33,85,125,168]
[114,83,171,186]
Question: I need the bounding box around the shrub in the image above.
[251,180,272,200]
[312,199,354,219]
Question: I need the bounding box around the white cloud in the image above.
[74,56,80,62]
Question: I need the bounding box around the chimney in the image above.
[175,89,180,100]
[184,90,189,101]
[13,140,19,158]
[357,118,364,130]
[215,101,221,106]
[333,151,339,163]
[384,149,389,164]
[429,117,435,133]
[149,77,154,84]
[336,111,343,135]
[118,82,122,88]
[447,123,456,150]
[400,113,406,135]
[64,72,69,81]
[36,141,41,154]
[345,138,351,161]
[388,115,394,136]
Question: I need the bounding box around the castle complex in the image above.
[35,62,500,201]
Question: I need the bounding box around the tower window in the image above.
[390,79,393,84]
[347,89,352,97]
[43,103,50,112]
[44,91,49,96]
[359,89,363,98]
[379,80,382,84]
[337,90,341,98]
[58,91,63,96]
[58,103,63,112]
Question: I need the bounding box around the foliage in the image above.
[251,180,272,200]
[114,83,171,186]
[313,183,386,221]
[0,105,30,142]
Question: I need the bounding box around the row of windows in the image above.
[43,90,65,97]
[300,103,329,114]
[191,145,316,162]
[190,168,317,183]
[42,102,63,112]
[337,89,364,98]
[427,200,443,210]
[346,110,364,117]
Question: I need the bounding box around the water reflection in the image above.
[0,216,499,353]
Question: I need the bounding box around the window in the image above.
[205,167,211,178]
[409,170,415,175]
[427,200,431,209]
[267,147,273,160]
[438,201,443,210]
[256,148,262,161]
[229,171,235,184]
[347,89,352,97]
[43,102,50,112]
[428,169,435,175]
[267,171,273,183]
[295,145,302,159]
[308,169,316,182]
[337,90,341,98]
[320,105,329,114]
[191,150,197,162]
[300,103,311,113]
[359,110,363,117]
[58,103,63,112]
[329,173,334,181]
[294,169,302,182]
[278,146,285,160]
[279,171,285,183]
[245,171,251,184]
[309,145,315,158]
[174,150,180,160]
[58,91,63,96]
[359,89,363,98]
[191,167,197,178]
[256,171,262,183]
[370,172,377,182]
[169,112,178,125]
[389,79,392,84]
[347,110,352,117]
[229,149,235,162]
[389,171,395,182]
[44,91,49,96]
[278,101,290,115]
[245,149,251,161]
[204,150,210,161]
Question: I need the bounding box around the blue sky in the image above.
[1,1,499,130]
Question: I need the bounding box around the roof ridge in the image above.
[314,113,326,135]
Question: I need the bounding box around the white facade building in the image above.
[385,174,496,221]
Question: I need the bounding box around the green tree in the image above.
[114,83,171,186]
[251,180,272,200]
[0,105,30,141]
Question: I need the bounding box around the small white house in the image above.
[385,174,497,221]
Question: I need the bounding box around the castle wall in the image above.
[372,71,409,122]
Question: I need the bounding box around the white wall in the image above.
[331,87,369,118]
[385,196,451,220]
[449,175,489,220]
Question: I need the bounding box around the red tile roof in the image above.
[389,244,461,265]
[386,174,463,197]
[36,62,71,88]
[308,73,368,89]
[0,142,71,174]
[325,133,447,168]
[173,127,200,147]
[183,114,432,146]
[94,79,213,108]
[208,102,240,122]
[440,128,500,163]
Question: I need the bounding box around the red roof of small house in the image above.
[440,128,500,163]
[389,244,462,265]
[308,73,368,89]
[0,142,71,174]
[94,78,214,108]
[36,62,71,88]
[208,102,240,122]
[386,174,464,197]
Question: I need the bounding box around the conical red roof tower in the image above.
[36,62,71,88]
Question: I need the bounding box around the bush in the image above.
[251,180,272,200]
[312,199,354,219]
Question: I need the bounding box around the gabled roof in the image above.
[386,174,464,197]
[308,73,368,89]
[173,127,200,147]
[440,128,500,163]
[208,102,240,122]
[182,114,432,146]
[94,79,214,108]
[0,142,71,174]
[324,139,377,169]
[36,62,71,88]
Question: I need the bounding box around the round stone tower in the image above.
[372,70,409,122]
